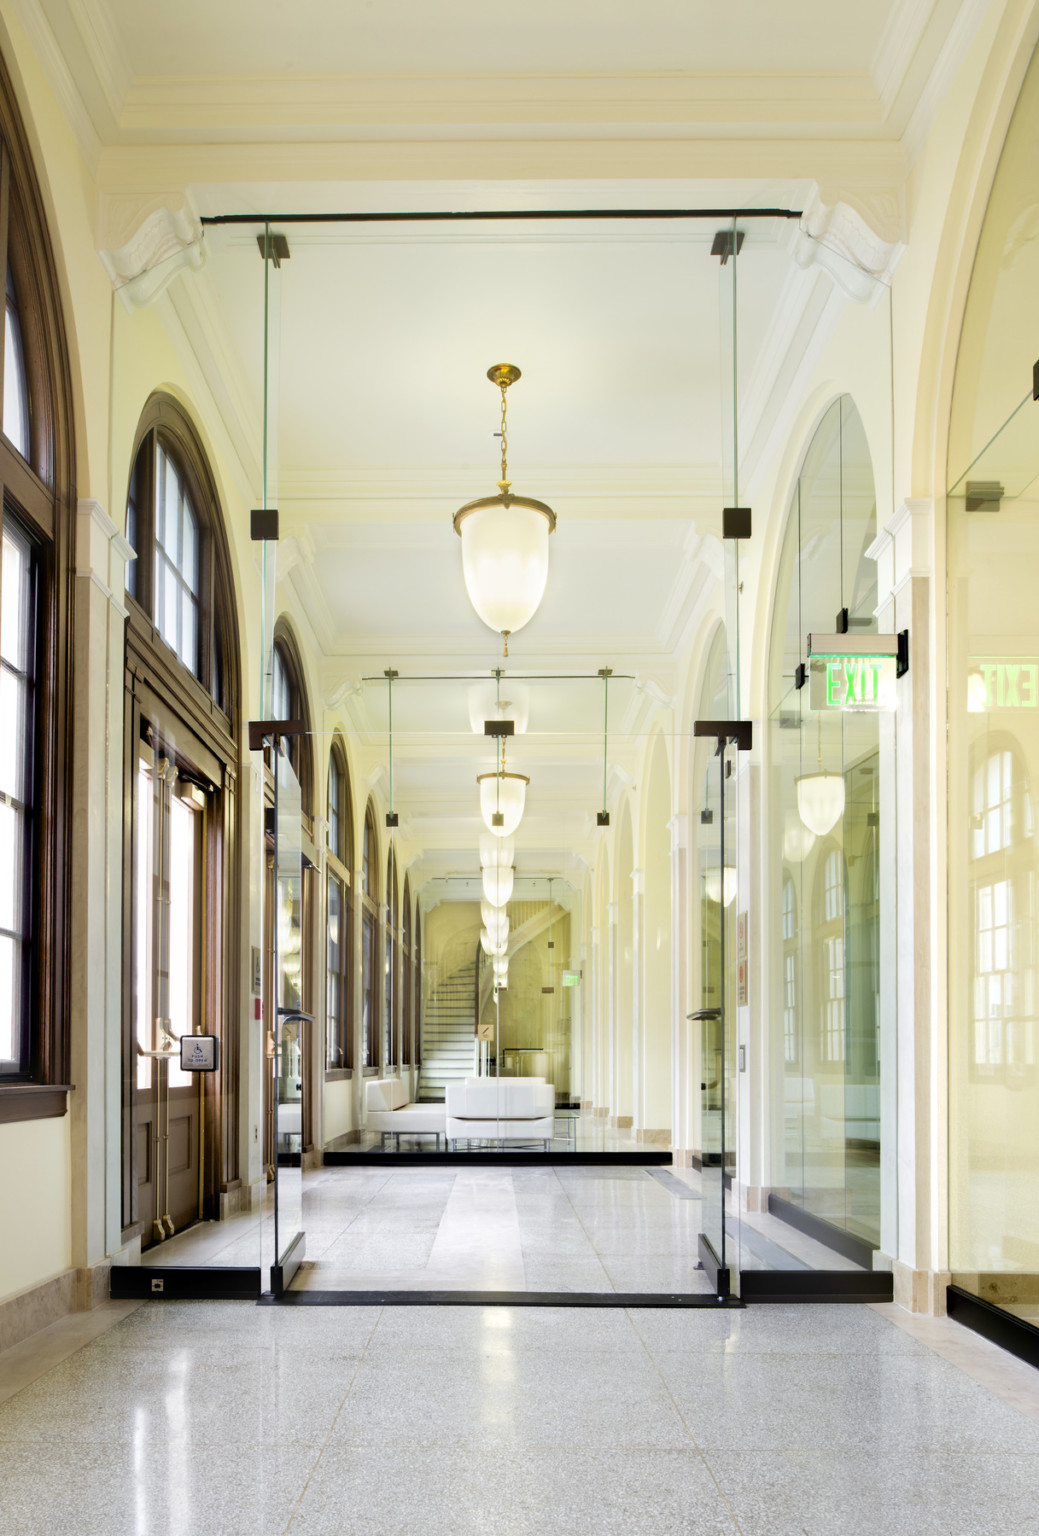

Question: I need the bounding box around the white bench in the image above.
[365,1078,446,1148]
[446,1078,555,1148]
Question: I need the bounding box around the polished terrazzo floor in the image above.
[1,1297,1039,1534]
[144,1164,863,1292]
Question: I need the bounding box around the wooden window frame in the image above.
[325,738,353,1078]
[0,55,77,1120]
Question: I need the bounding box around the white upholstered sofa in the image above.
[445,1077,555,1147]
[365,1078,446,1148]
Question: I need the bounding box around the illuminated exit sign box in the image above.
[807,634,899,713]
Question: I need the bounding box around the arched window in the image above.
[361,802,378,1068]
[781,875,798,1064]
[122,396,242,1241]
[970,742,1035,1078]
[326,739,353,1073]
[268,625,313,819]
[0,48,77,1107]
[385,850,399,1068]
[125,396,236,708]
[816,848,846,1063]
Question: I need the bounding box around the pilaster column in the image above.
[69,502,132,1300]
[868,498,945,1309]
[667,817,689,1152]
[630,868,645,1127]
[602,902,618,1115]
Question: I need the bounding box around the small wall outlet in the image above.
[151,1277,164,1293]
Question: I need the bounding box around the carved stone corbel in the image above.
[787,186,906,307]
[99,193,205,310]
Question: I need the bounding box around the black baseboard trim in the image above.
[698,1232,730,1298]
[259,1288,741,1308]
[323,1150,671,1167]
[110,1265,262,1300]
[271,1229,306,1295]
[740,1268,893,1303]
[947,1285,1039,1371]
[767,1193,878,1270]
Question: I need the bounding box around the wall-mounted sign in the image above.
[807,633,899,713]
[968,658,1039,712]
[180,1034,219,1072]
[562,971,582,987]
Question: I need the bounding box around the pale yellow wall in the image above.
[0,1118,71,1299]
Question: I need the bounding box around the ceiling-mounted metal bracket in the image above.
[257,232,290,266]
[1033,357,1038,401]
[385,812,399,828]
[896,630,910,678]
[248,718,304,752]
[485,720,514,737]
[835,607,849,634]
[711,229,745,264]
[694,719,753,752]
[250,508,279,541]
[722,507,751,540]
[596,811,610,827]
[794,663,806,691]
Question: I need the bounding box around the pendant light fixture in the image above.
[480,833,514,869]
[482,863,514,907]
[783,812,816,862]
[453,365,556,655]
[796,714,845,837]
[480,928,508,957]
[481,903,510,944]
[478,769,528,837]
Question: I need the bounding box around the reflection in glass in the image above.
[767,395,882,1251]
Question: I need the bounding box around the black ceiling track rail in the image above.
[201,207,804,227]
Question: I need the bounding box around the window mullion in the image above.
[0,149,9,429]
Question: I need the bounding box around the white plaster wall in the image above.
[0,1118,71,1298]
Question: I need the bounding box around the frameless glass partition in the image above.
[694,736,741,1296]
[948,43,1039,1328]
[270,745,307,1291]
[764,395,888,1276]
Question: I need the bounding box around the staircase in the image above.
[418,959,477,1101]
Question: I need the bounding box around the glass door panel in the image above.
[272,744,306,1291]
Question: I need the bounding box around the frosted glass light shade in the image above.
[482,864,514,907]
[705,868,738,907]
[796,772,845,837]
[480,903,510,944]
[479,834,514,868]
[478,771,528,837]
[454,495,555,642]
[480,928,508,957]
[783,813,816,863]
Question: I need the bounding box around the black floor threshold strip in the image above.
[740,1268,893,1303]
[323,1150,671,1167]
[766,1192,878,1270]
[259,1288,741,1309]
[111,1266,262,1301]
[947,1284,1039,1371]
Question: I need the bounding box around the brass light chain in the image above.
[497,379,511,493]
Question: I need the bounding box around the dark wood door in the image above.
[132,747,208,1247]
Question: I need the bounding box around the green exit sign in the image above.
[968,659,1039,711]
[807,633,899,714]
[562,971,581,987]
